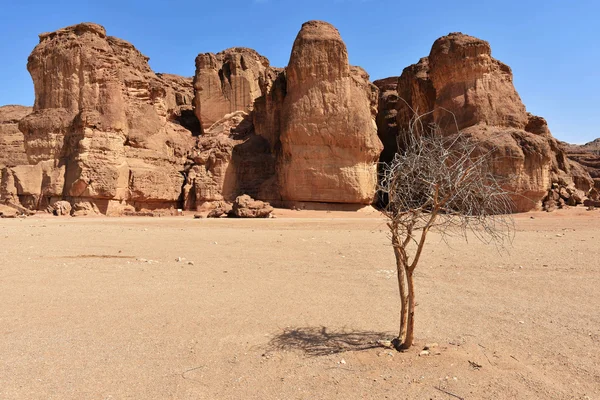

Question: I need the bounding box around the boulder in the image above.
[278,21,382,204]
[231,194,273,218]
[71,200,100,216]
[49,200,72,216]
[206,201,233,218]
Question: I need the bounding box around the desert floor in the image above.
[0,208,598,399]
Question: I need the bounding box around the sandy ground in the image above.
[0,208,598,399]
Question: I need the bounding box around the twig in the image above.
[478,343,494,366]
[510,355,519,362]
[181,365,205,383]
[435,386,465,400]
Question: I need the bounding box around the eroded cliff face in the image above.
[190,21,382,208]
[6,23,197,214]
[0,106,30,168]
[376,32,592,212]
[3,23,585,214]
[193,48,269,131]
[278,21,382,204]
[561,139,600,190]
[0,106,32,205]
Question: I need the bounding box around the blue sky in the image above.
[1,0,598,143]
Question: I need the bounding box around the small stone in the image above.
[193,214,204,219]
[423,343,438,350]
[339,359,346,365]
[377,339,393,349]
[419,350,430,356]
[187,261,194,265]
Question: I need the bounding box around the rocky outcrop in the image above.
[278,21,382,204]
[382,32,592,212]
[5,23,198,214]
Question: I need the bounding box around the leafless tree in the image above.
[379,116,514,350]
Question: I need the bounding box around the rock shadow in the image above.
[267,326,392,357]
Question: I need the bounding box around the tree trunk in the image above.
[392,243,409,351]
[402,271,416,349]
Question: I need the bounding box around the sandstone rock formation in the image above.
[3,23,198,214]
[0,105,30,168]
[5,22,586,215]
[376,32,592,212]
[561,139,600,190]
[193,48,269,130]
[190,21,382,208]
[0,105,31,205]
[278,21,382,204]
[231,194,273,218]
[182,111,275,211]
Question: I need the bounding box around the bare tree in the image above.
[379,118,514,351]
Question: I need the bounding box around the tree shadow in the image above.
[267,326,393,357]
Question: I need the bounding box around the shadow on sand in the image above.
[267,326,393,357]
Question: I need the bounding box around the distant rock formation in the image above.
[375,32,592,212]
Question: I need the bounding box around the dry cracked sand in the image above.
[0,208,598,399]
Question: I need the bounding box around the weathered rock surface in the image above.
[49,200,72,216]
[190,21,382,207]
[231,194,273,218]
[182,111,276,211]
[193,48,269,130]
[0,106,31,168]
[278,21,382,204]
[380,32,592,212]
[562,139,600,190]
[5,23,198,214]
